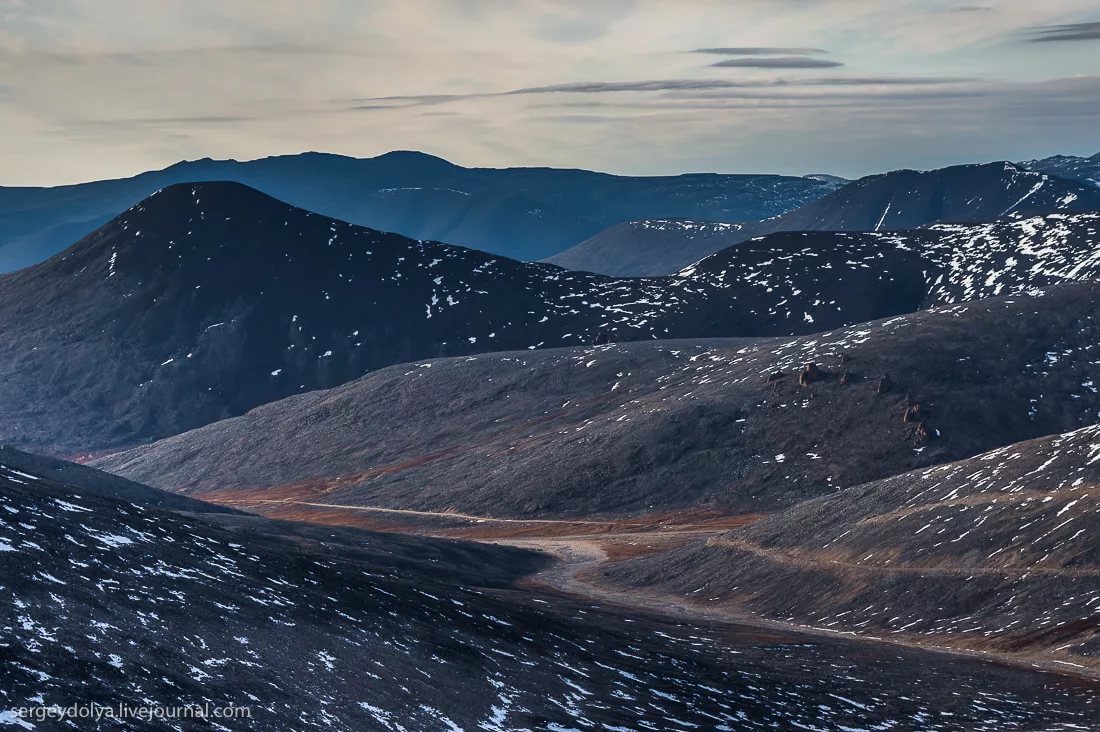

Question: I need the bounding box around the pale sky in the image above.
[2,0,1098,185]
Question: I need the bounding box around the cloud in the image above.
[71,114,257,128]
[1024,21,1100,42]
[505,76,964,95]
[710,56,844,69]
[347,75,967,109]
[1,0,1099,184]
[693,47,827,55]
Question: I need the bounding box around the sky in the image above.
[1,0,1098,185]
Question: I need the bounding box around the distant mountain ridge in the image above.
[546,161,1100,275]
[0,150,839,272]
[1021,152,1100,188]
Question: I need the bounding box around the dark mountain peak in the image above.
[91,181,316,259]
[30,180,394,289]
[367,149,460,173]
[141,179,284,211]
[371,149,452,162]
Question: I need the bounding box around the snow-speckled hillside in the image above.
[0,181,749,454]
[3,181,1100,455]
[686,213,1100,309]
[548,161,1100,275]
[98,282,1100,521]
[8,454,1095,730]
[607,421,1100,671]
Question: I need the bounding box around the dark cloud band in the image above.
[1024,22,1100,43]
[711,56,843,69]
[347,75,974,110]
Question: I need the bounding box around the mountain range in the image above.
[547,161,1100,275]
[7,147,1100,725]
[5,177,1100,456]
[0,150,840,273]
[0,181,816,455]
[1022,152,1100,188]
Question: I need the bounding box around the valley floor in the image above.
[209,494,1100,685]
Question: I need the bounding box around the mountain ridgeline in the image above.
[7,145,1100,725]
[547,161,1100,275]
[0,150,841,272]
[3,180,1100,455]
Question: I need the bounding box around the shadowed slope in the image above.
[98,283,1100,519]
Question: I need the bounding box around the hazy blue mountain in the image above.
[0,150,840,272]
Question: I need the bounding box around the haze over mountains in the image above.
[548,161,1100,275]
[0,150,841,273]
[4,150,1096,279]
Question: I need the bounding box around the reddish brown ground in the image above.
[190,479,1100,681]
[198,485,763,543]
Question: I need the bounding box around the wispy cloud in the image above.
[345,75,966,110]
[693,47,827,55]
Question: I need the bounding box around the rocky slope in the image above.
[98,282,1100,519]
[5,179,1100,456]
[0,150,840,272]
[0,181,762,454]
[547,162,1100,275]
[10,452,1095,729]
[605,422,1100,671]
